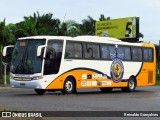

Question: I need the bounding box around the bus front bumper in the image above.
[10,79,47,89]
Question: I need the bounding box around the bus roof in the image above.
[18,35,122,41]
[18,35,154,47]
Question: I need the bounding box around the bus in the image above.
[3,36,156,95]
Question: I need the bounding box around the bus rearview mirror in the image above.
[3,45,14,57]
[37,45,47,57]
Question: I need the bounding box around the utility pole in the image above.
[2,61,7,85]
[0,45,2,79]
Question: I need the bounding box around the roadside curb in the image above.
[0,84,11,87]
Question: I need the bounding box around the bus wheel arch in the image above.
[130,75,137,87]
[121,76,137,92]
[61,76,77,94]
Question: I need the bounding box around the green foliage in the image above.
[0,20,16,45]
[80,16,96,35]
[1,13,148,76]
[0,75,10,84]
[156,73,160,85]
[1,12,145,46]
[99,14,111,21]
[139,32,144,38]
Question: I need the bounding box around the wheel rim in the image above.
[65,81,73,92]
[129,80,135,90]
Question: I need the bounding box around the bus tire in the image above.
[61,77,76,94]
[34,89,46,95]
[100,88,113,92]
[121,77,136,92]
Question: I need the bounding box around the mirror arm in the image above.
[3,45,14,57]
[37,45,47,57]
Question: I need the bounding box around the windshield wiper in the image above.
[14,42,29,74]
[14,53,26,74]
[24,50,34,74]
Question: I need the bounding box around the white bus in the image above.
[3,36,156,94]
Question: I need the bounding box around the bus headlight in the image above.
[10,73,14,79]
[32,76,43,80]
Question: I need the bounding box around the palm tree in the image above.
[60,20,80,37]
[0,19,16,79]
[33,12,59,35]
[15,16,38,37]
[15,12,59,37]
[80,16,96,35]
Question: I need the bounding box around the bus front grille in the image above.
[14,77,31,81]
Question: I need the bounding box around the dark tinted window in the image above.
[101,45,110,59]
[11,39,46,74]
[65,42,82,58]
[109,45,115,59]
[143,48,153,62]
[84,43,100,59]
[124,47,131,60]
[44,40,63,75]
[118,46,125,60]
[131,47,142,61]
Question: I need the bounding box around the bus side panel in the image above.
[46,69,128,90]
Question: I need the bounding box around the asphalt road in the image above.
[0,86,160,119]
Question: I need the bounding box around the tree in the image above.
[0,19,16,79]
[139,32,144,38]
[99,14,111,21]
[0,20,5,79]
[63,20,81,37]
[33,12,60,35]
[15,16,38,37]
[80,16,96,35]
[15,12,61,37]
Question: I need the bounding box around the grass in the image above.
[0,75,10,84]
[156,73,160,85]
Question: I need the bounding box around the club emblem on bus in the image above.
[110,45,124,83]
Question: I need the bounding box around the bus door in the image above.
[44,40,63,75]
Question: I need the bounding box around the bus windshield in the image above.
[11,39,46,74]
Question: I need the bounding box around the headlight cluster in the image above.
[32,76,43,80]
[10,73,14,79]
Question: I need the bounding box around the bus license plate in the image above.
[20,83,25,86]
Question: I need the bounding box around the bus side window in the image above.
[93,44,100,59]
[109,46,115,59]
[65,42,74,58]
[65,42,82,58]
[118,46,124,60]
[101,45,109,59]
[143,48,153,62]
[124,47,131,61]
[84,43,100,59]
[131,47,142,61]
[148,49,153,61]
[74,43,82,58]
[84,44,93,58]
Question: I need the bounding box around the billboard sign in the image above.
[95,17,139,40]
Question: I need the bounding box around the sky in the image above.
[0,0,160,44]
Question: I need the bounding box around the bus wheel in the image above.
[100,88,113,92]
[61,77,76,94]
[121,77,136,92]
[34,89,46,95]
